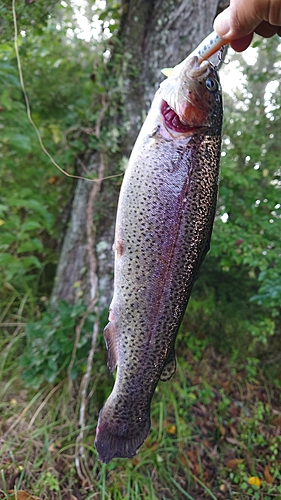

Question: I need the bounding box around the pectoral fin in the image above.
[103,322,118,373]
[160,345,176,382]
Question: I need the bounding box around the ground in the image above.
[0,341,281,500]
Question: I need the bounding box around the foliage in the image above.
[0,0,60,40]
[0,4,109,317]
[212,37,281,316]
[20,300,96,387]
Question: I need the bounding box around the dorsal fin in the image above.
[160,345,176,382]
[103,322,118,373]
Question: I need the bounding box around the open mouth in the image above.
[161,99,199,134]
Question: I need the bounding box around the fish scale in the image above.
[95,56,223,463]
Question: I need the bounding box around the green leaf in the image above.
[17,238,44,253]
[21,220,42,231]
[0,253,17,266]
[8,133,32,152]
[1,89,13,110]
[21,255,42,269]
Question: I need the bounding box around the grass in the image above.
[1,325,281,500]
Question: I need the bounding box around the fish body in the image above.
[95,56,223,463]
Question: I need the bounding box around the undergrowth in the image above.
[1,326,281,500]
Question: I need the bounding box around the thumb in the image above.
[213,3,263,39]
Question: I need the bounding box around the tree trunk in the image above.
[51,0,229,312]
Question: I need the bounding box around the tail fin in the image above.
[95,405,151,464]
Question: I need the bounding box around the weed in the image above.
[1,342,281,499]
[19,300,97,387]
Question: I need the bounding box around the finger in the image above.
[230,33,253,52]
[213,0,281,40]
[254,20,281,37]
[266,0,281,25]
[214,3,263,39]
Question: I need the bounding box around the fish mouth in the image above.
[160,56,213,134]
[161,99,203,134]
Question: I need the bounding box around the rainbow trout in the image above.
[95,55,223,463]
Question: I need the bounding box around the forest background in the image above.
[0,0,281,498]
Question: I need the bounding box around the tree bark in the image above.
[51,0,229,311]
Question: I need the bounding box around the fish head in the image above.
[160,56,222,137]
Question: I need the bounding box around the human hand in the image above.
[214,0,281,52]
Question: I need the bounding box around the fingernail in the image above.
[213,9,231,38]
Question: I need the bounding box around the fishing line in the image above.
[11,0,122,183]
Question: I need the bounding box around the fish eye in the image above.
[205,77,218,92]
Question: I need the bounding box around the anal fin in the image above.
[160,344,176,382]
[103,322,118,373]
